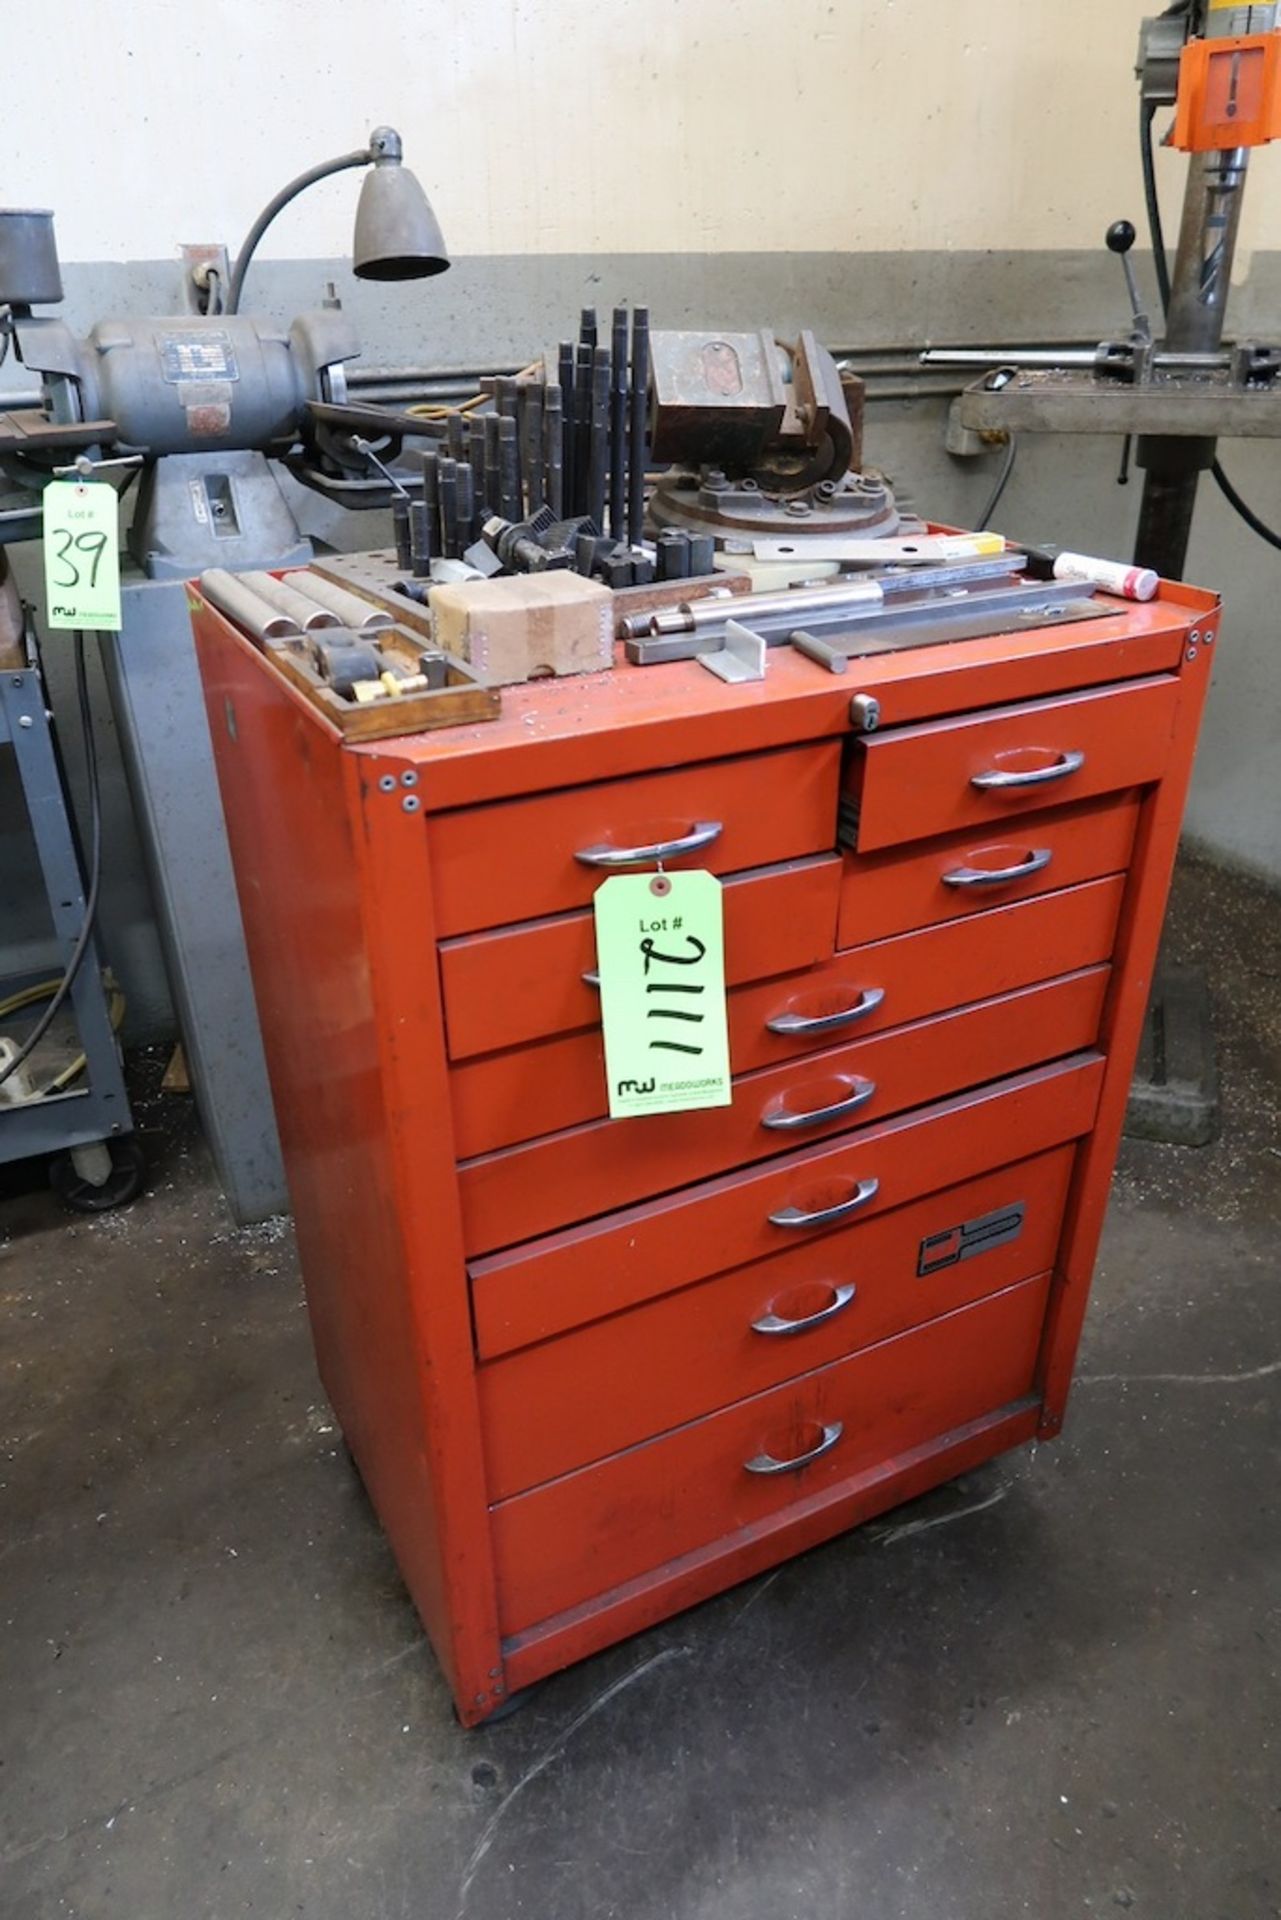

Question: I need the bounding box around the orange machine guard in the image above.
[1172,32,1281,151]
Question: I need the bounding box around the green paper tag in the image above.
[593,869,732,1119]
[42,480,122,630]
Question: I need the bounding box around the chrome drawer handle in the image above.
[971,749,1085,791]
[766,987,885,1035]
[942,847,1052,888]
[769,1176,879,1229]
[574,821,723,867]
[751,1283,856,1337]
[745,1420,844,1476]
[762,1077,876,1132]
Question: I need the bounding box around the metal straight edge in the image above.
[625,586,1107,666]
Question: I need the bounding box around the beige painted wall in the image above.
[12,0,1281,263]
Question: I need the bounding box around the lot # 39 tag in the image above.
[42,480,122,631]
[593,869,731,1119]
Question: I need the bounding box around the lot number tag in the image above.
[42,481,122,630]
[593,869,731,1119]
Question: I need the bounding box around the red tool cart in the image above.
[192,571,1217,1724]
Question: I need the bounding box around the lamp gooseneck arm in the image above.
[225,146,372,315]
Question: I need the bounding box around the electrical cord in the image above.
[0,632,103,1088]
[1211,459,1281,549]
[976,435,1018,529]
[0,977,124,1096]
[1141,99,1281,550]
[405,360,542,422]
[1140,99,1174,312]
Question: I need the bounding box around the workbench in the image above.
[192,573,1217,1725]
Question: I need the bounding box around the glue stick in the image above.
[1025,545,1159,601]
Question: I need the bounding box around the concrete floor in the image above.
[2,852,1278,1920]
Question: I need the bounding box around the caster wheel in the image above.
[49,1135,146,1213]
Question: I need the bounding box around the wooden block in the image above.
[430,574,613,686]
[161,1044,191,1094]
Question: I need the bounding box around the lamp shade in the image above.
[352,159,449,281]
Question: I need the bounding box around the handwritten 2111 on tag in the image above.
[592,869,731,1119]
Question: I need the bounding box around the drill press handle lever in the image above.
[1106,220,1152,345]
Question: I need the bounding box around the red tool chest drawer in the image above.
[845,675,1179,852]
[449,874,1124,1157]
[479,1145,1075,1500]
[469,1053,1105,1355]
[457,967,1108,1252]
[491,1272,1051,1635]
[838,790,1139,948]
[439,854,841,1062]
[427,740,840,935]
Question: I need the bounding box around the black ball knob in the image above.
[1106,220,1136,255]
